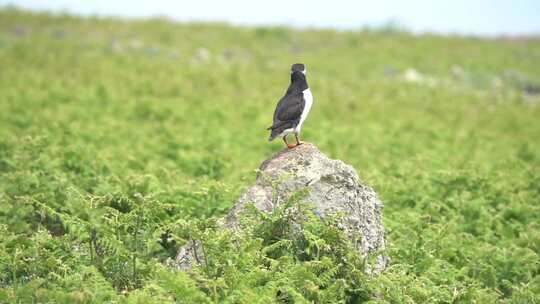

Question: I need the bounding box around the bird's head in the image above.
[291,63,306,75]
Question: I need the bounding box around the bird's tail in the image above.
[268,130,278,141]
[267,126,279,141]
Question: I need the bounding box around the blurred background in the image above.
[3,0,540,36]
[0,1,539,303]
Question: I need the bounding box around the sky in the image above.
[1,0,540,37]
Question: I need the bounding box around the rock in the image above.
[451,65,464,79]
[193,47,211,63]
[403,68,438,87]
[404,68,423,83]
[175,143,388,273]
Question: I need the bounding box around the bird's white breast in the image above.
[296,88,313,133]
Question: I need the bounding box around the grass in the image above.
[0,7,539,303]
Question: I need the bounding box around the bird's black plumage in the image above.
[268,64,309,141]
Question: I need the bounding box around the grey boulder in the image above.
[175,143,388,273]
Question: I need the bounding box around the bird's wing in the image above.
[272,92,305,126]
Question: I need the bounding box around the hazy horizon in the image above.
[1,0,540,37]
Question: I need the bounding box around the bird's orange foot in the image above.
[287,144,296,149]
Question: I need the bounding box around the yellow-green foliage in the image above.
[0,8,539,303]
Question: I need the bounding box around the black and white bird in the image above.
[267,63,313,149]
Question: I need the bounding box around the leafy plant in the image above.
[0,7,539,303]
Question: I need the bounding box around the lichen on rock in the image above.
[175,143,388,273]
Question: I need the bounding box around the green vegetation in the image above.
[1,8,539,303]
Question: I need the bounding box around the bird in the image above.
[267,63,313,149]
